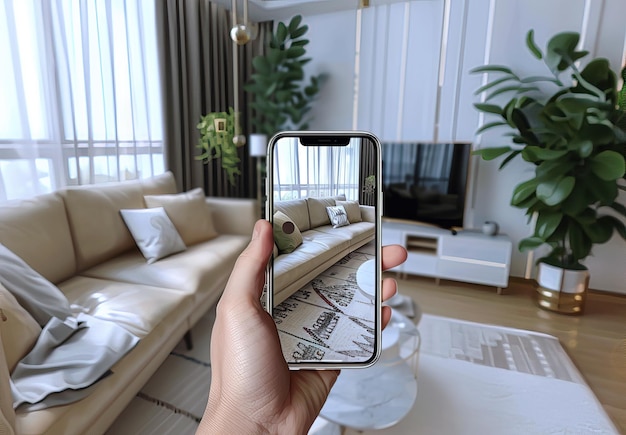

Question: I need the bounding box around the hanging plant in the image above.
[196,108,245,185]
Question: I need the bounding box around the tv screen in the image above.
[381,142,471,229]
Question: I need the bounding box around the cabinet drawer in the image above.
[404,252,438,277]
[440,235,511,264]
[438,258,508,287]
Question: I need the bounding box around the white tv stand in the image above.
[382,219,512,293]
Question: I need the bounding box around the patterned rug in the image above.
[106,309,215,434]
[274,242,376,364]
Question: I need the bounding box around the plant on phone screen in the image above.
[244,15,325,137]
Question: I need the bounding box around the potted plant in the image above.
[472,30,626,314]
[244,15,324,137]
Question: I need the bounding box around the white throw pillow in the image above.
[144,188,218,246]
[326,205,350,228]
[120,208,186,264]
[0,244,72,326]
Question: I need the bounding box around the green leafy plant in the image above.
[244,15,323,137]
[363,175,376,194]
[196,108,243,185]
[472,30,626,270]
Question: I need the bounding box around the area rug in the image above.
[105,309,215,434]
[107,309,618,434]
[339,314,619,435]
[274,243,376,363]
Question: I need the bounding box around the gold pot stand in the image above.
[535,263,590,315]
[536,285,586,314]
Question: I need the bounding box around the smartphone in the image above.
[266,131,382,369]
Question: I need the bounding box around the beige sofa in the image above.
[0,172,256,435]
[272,196,376,305]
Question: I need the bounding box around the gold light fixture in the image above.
[230,0,252,147]
[230,0,257,46]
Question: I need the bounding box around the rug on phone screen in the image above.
[273,242,376,363]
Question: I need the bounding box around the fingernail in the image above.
[252,220,261,240]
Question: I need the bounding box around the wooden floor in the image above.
[391,274,626,433]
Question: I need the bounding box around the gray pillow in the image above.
[335,200,363,223]
[0,244,72,326]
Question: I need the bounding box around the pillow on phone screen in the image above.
[326,205,350,228]
[273,211,303,254]
[335,200,362,223]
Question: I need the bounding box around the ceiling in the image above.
[213,0,426,22]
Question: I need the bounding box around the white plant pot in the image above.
[536,263,590,314]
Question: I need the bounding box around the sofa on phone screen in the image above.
[0,172,256,435]
[272,195,376,305]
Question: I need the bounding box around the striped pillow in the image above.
[326,205,350,228]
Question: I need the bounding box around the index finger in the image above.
[382,245,407,271]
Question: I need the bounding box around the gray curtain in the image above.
[155,0,271,197]
[359,138,377,206]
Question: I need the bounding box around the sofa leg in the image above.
[184,331,193,350]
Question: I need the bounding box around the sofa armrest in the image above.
[0,331,16,434]
[206,197,257,236]
[360,205,376,223]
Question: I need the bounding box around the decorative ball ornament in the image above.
[230,24,251,45]
[233,135,246,147]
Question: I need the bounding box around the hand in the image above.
[197,220,407,435]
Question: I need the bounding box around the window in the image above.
[272,138,361,201]
[0,0,164,202]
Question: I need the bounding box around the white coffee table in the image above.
[355,259,376,301]
[319,312,421,430]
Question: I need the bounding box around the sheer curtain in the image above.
[272,138,361,201]
[0,0,164,202]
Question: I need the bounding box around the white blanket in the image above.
[11,313,139,411]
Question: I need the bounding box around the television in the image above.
[381,142,471,229]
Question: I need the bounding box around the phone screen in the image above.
[267,132,381,368]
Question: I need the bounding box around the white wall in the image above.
[301,0,626,293]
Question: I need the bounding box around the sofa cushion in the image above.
[272,230,351,295]
[0,193,76,284]
[306,195,346,228]
[326,205,350,228]
[0,283,41,373]
[15,280,194,435]
[60,276,192,338]
[61,181,145,271]
[273,211,303,254]
[140,171,178,196]
[144,188,218,246]
[79,235,249,302]
[273,199,310,232]
[313,221,375,246]
[0,244,73,326]
[336,200,363,223]
[120,208,186,263]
